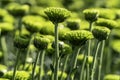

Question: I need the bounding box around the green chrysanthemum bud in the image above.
[0,64,7,77]
[19,63,44,76]
[104,74,120,80]
[34,35,50,50]
[3,71,31,80]
[92,26,111,41]
[77,54,93,64]
[97,8,116,20]
[83,9,99,22]
[59,26,71,40]
[66,18,81,30]
[14,35,30,49]
[40,21,54,35]
[0,78,9,80]
[95,18,118,29]
[65,30,94,46]
[44,7,71,23]
[111,40,120,53]
[47,70,67,79]
[22,15,44,33]
[6,3,30,17]
[0,22,14,35]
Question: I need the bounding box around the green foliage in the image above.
[65,30,93,46]
[22,15,44,33]
[92,26,111,41]
[3,71,31,80]
[44,7,71,23]
[83,9,99,22]
[104,74,120,80]
[95,18,118,29]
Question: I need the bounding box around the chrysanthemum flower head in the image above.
[14,34,30,49]
[92,26,111,41]
[34,35,50,50]
[65,30,94,46]
[83,9,99,22]
[44,7,71,23]
[95,18,118,29]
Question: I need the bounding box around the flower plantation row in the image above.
[0,3,120,80]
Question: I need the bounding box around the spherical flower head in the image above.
[0,22,14,35]
[6,3,30,17]
[77,54,93,64]
[95,18,118,29]
[65,30,94,46]
[44,7,71,23]
[3,71,30,80]
[104,74,120,80]
[92,26,111,41]
[22,15,44,33]
[34,35,50,50]
[83,9,99,22]
[66,18,81,30]
[47,70,67,79]
[14,35,30,49]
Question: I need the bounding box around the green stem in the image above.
[90,41,101,80]
[17,17,22,35]
[12,49,21,80]
[87,21,93,80]
[38,50,45,80]
[60,55,70,80]
[32,51,41,80]
[98,40,105,80]
[1,36,8,66]
[67,47,81,80]
[79,56,87,80]
[54,23,59,80]
[83,69,86,80]
[23,34,34,69]
[106,32,113,73]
